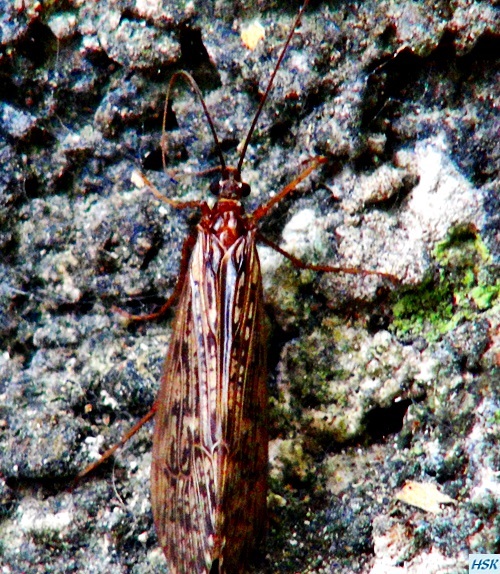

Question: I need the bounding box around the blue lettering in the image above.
[470,555,500,571]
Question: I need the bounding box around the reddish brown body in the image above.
[151,187,268,573]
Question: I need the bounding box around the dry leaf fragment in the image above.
[241,21,265,50]
[395,481,456,513]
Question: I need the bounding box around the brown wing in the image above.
[151,227,267,574]
[217,228,268,572]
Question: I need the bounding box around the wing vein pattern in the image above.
[151,226,268,574]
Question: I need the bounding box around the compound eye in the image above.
[210,178,221,196]
[240,182,251,197]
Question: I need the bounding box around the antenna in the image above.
[236,0,310,174]
[161,1,309,179]
[162,70,227,173]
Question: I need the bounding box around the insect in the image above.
[79,1,396,572]
[148,6,314,571]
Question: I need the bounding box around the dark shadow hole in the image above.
[460,30,500,66]
[208,137,239,161]
[23,174,40,198]
[178,24,221,90]
[269,119,293,145]
[364,398,413,441]
[54,292,97,316]
[143,141,189,170]
[179,24,211,69]
[6,476,74,498]
[142,99,178,134]
[17,19,58,67]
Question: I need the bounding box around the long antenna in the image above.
[236,0,310,175]
[162,70,227,173]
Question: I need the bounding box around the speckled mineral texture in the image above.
[0,0,498,573]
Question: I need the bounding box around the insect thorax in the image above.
[207,199,250,250]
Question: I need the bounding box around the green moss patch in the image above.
[391,226,499,341]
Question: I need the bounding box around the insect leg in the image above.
[76,217,197,483]
[253,156,399,283]
[77,232,197,480]
[132,169,205,211]
[113,230,197,322]
[252,156,327,221]
[257,232,400,284]
[75,404,158,482]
